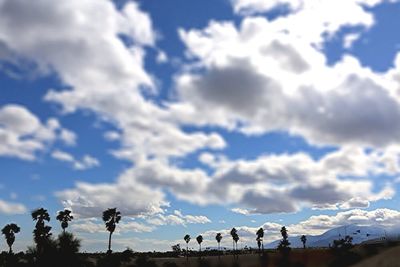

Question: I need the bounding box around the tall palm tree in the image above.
[215,233,222,251]
[256,227,264,252]
[300,235,307,249]
[233,233,239,251]
[277,226,291,253]
[32,208,51,228]
[56,209,74,233]
[32,208,52,253]
[230,228,237,252]
[216,233,222,259]
[1,223,20,254]
[196,235,203,252]
[102,208,121,254]
[184,234,191,260]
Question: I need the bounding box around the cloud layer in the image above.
[0,0,400,241]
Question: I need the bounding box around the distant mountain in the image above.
[266,224,387,248]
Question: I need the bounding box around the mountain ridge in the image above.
[265,224,387,248]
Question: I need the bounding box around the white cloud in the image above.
[343,33,362,49]
[57,179,169,218]
[51,150,100,170]
[201,208,400,247]
[156,50,168,63]
[2,0,400,222]
[0,104,75,160]
[0,0,226,164]
[231,0,397,46]
[72,218,155,234]
[0,199,27,214]
[146,210,211,226]
[231,208,251,215]
[59,129,77,146]
[64,147,396,216]
[103,131,121,142]
[174,15,400,148]
[71,210,210,235]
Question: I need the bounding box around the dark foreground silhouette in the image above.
[1,242,399,267]
[2,207,397,267]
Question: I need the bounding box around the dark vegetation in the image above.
[1,207,398,267]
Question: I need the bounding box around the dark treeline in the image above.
[1,206,380,267]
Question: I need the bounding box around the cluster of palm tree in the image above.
[2,206,311,258]
[1,207,122,255]
[182,225,310,258]
[183,227,240,259]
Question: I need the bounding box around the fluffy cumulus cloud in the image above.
[0,0,226,220]
[0,104,75,160]
[145,210,211,226]
[0,0,225,163]
[72,218,155,234]
[56,180,168,219]
[174,14,400,147]
[231,0,397,44]
[203,146,396,213]
[2,0,400,229]
[51,150,100,170]
[61,145,397,218]
[200,208,400,247]
[0,199,27,214]
[70,210,210,235]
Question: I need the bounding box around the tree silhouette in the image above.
[301,235,307,249]
[215,233,222,251]
[56,209,74,233]
[102,208,121,254]
[58,231,81,254]
[184,234,191,260]
[32,208,52,254]
[277,226,291,267]
[277,226,291,252]
[230,228,237,252]
[196,235,203,252]
[233,233,239,250]
[256,227,264,253]
[1,223,20,254]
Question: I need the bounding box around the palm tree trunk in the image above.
[108,232,112,253]
[262,241,264,252]
[9,245,12,254]
[186,243,188,261]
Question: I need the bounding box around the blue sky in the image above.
[1,0,400,252]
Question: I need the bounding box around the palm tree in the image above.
[301,235,307,249]
[216,233,222,258]
[32,208,52,253]
[32,208,51,228]
[256,227,264,253]
[230,228,237,252]
[277,226,291,253]
[215,233,222,251]
[102,208,121,254]
[56,209,74,233]
[233,233,239,251]
[1,223,20,254]
[196,235,203,252]
[184,234,191,259]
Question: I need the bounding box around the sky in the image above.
[1,0,400,253]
